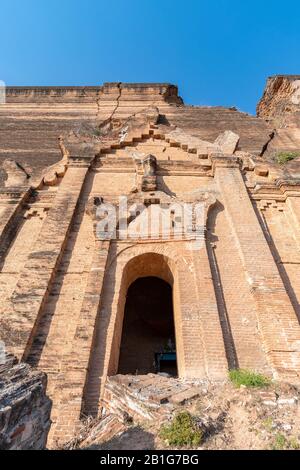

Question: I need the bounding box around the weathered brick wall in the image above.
[255,200,300,322]
[0,80,300,449]
[214,159,300,378]
[207,203,270,372]
[0,208,45,308]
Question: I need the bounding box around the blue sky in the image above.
[1,0,300,114]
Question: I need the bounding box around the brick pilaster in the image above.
[48,239,110,446]
[175,260,206,378]
[213,156,300,379]
[0,157,93,360]
[192,243,229,378]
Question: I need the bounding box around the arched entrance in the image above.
[106,251,185,379]
[82,247,228,417]
[118,276,177,376]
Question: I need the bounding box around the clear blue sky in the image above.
[1,0,300,114]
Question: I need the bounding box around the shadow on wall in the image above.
[206,201,238,370]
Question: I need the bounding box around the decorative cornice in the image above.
[250,178,300,200]
[276,178,300,191]
[94,124,216,178]
[0,186,31,202]
[68,154,95,168]
[211,154,241,173]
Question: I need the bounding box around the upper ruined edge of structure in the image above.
[257,75,300,121]
[5,76,300,123]
[267,74,300,80]
[4,82,183,105]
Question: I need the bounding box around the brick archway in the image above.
[83,242,228,418]
[107,252,186,379]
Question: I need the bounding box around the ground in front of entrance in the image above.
[59,375,300,451]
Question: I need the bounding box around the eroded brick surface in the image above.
[0,353,51,450]
[0,79,300,448]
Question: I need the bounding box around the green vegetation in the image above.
[263,417,274,432]
[271,434,300,450]
[271,433,287,450]
[275,151,299,165]
[261,421,300,450]
[159,411,203,447]
[229,369,271,388]
[288,437,300,450]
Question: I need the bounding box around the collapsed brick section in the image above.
[0,353,51,450]
[102,374,204,421]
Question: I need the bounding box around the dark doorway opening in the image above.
[118,276,177,376]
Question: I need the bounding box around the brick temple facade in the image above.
[1,77,300,446]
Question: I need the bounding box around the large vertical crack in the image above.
[96,82,122,125]
[109,82,122,121]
